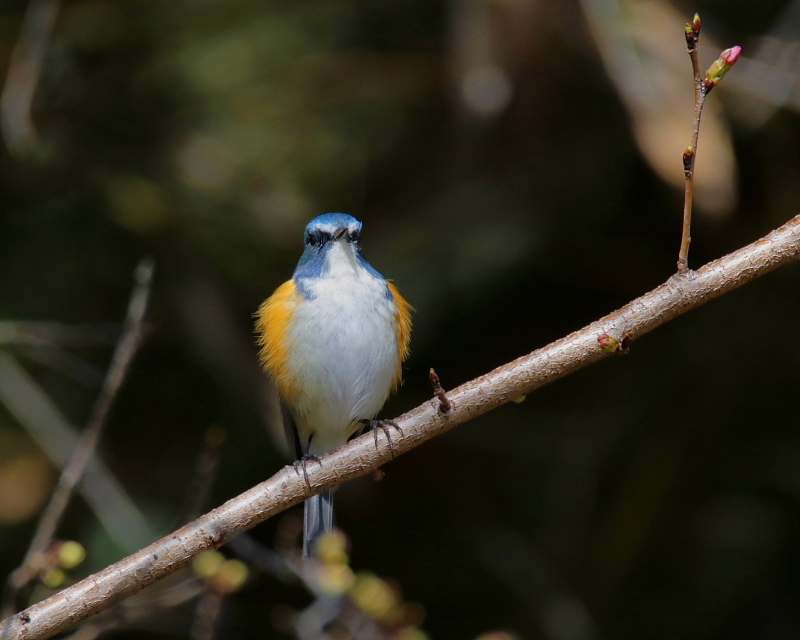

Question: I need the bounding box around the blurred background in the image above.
[1,0,800,638]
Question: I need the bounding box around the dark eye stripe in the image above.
[306,231,324,246]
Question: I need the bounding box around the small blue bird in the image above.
[256,213,412,557]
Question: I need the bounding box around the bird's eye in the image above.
[349,231,361,243]
[307,233,319,247]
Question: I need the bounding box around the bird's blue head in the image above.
[303,213,362,247]
[293,213,383,284]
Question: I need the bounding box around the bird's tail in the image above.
[303,489,335,558]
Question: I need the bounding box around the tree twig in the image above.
[428,368,451,414]
[678,15,741,273]
[5,258,155,612]
[174,427,226,527]
[0,322,119,347]
[0,354,152,552]
[1,214,799,640]
[0,0,61,155]
[678,14,703,274]
[190,590,223,640]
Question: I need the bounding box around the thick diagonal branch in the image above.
[2,214,800,640]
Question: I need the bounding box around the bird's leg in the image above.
[292,454,321,489]
[363,419,402,458]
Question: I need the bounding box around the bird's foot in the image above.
[292,454,321,488]
[363,419,402,458]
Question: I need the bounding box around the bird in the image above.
[255,213,412,557]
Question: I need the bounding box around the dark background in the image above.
[1,0,800,638]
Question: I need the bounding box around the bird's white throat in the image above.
[323,239,362,280]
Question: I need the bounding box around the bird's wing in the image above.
[387,282,413,388]
[256,279,306,459]
[255,279,302,403]
[280,398,304,458]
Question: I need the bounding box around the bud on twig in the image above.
[683,146,695,176]
[429,368,451,413]
[597,333,619,354]
[684,13,701,50]
[703,46,742,93]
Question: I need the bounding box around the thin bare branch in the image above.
[0,353,152,551]
[5,258,155,611]
[678,16,742,272]
[0,322,119,348]
[11,345,105,387]
[190,591,223,640]
[678,14,704,273]
[0,0,60,155]
[1,214,799,640]
[175,427,226,527]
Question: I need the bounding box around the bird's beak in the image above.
[332,229,347,241]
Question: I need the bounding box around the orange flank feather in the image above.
[255,280,302,402]
[388,282,413,387]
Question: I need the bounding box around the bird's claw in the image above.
[292,454,321,488]
[363,419,402,458]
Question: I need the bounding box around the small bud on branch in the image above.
[683,146,695,176]
[703,46,742,93]
[679,16,740,272]
[684,14,701,50]
[597,333,619,353]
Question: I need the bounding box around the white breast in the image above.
[285,241,399,455]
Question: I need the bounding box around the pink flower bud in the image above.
[720,46,741,65]
[703,45,742,93]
